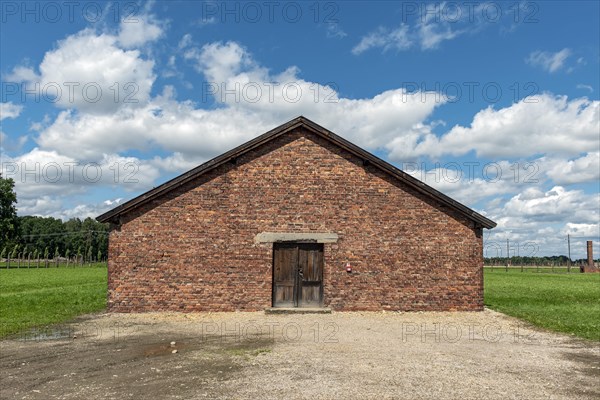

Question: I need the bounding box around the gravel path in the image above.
[1,309,598,399]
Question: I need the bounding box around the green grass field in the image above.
[1,266,598,341]
[484,268,600,341]
[0,266,107,338]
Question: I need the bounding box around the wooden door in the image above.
[273,243,323,308]
[272,243,298,307]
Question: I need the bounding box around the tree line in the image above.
[484,255,597,266]
[1,215,109,262]
[0,174,109,262]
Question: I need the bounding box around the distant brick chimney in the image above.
[583,241,598,273]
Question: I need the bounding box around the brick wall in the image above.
[108,128,483,312]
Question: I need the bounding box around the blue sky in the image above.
[0,0,598,257]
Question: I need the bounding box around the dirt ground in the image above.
[1,309,598,400]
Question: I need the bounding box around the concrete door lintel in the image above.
[254,232,339,244]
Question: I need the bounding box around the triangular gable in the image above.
[97,116,496,229]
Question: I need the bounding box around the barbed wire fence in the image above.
[483,235,599,273]
[0,230,109,269]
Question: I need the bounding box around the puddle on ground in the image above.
[142,341,190,357]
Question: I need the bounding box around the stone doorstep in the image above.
[264,307,332,314]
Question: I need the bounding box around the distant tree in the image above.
[0,246,6,259]
[97,249,102,262]
[14,215,109,261]
[19,216,64,256]
[65,248,71,260]
[0,174,19,251]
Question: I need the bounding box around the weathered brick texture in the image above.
[108,128,484,312]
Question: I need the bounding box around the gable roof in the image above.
[97,116,496,229]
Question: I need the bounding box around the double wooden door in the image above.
[272,243,324,308]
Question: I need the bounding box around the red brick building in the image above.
[97,117,496,312]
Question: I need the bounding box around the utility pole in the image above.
[567,234,571,273]
[506,239,509,272]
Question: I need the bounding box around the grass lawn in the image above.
[0,266,107,338]
[1,266,598,341]
[484,268,600,341]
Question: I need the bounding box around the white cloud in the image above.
[186,41,257,82]
[16,196,64,216]
[352,3,493,55]
[417,18,463,50]
[526,48,571,73]
[545,152,600,185]
[1,148,162,200]
[352,25,412,55]
[500,186,596,222]
[4,66,39,82]
[326,23,347,39]
[403,160,531,205]
[166,41,444,152]
[195,16,217,27]
[0,134,28,152]
[0,102,23,120]
[178,33,193,49]
[576,84,593,93]
[37,29,155,114]
[35,92,271,161]
[17,196,123,221]
[8,21,159,115]
[562,223,599,237]
[117,16,163,48]
[395,94,599,159]
[351,19,462,54]
[0,103,25,152]
[484,187,600,257]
